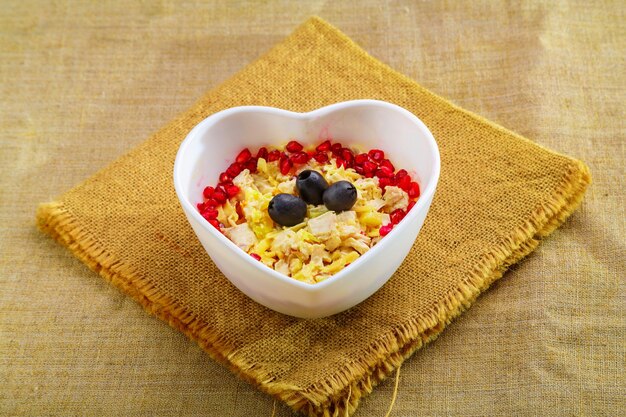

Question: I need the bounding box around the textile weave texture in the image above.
[35,17,590,417]
[2,1,624,416]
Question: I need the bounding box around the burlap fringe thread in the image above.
[36,158,590,416]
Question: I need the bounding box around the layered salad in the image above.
[197,140,420,284]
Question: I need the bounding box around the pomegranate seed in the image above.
[226,162,242,178]
[225,184,240,198]
[213,190,227,204]
[341,149,354,168]
[379,224,393,236]
[250,253,261,261]
[368,149,385,161]
[398,175,412,191]
[331,143,343,152]
[286,140,303,153]
[197,202,206,211]
[390,209,406,224]
[203,186,215,199]
[355,153,369,165]
[407,201,416,211]
[375,166,394,178]
[379,177,392,188]
[267,150,281,162]
[205,198,218,207]
[219,172,231,183]
[208,219,221,229]
[335,157,345,168]
[380,159,395,172]
[313,152,328,163]
[395,169,408,180]
[355,165,365,175]
[244,157,258,173]
[408,182,420,198]
[290,151,309,164]
[362,161,377,174]
[256,147,268,160]
[202,208,219,220]
[280,157,293,175]
[235,148,252,163]
[316,140,331,152]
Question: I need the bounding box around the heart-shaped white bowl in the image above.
[174,100,440,318]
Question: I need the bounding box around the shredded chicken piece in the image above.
[277,177,296,194]
[307,211,337,240]
[270,229,297,256]
[343,236,370,255]
[224,223,258,252]
[383,186,409,211]
[324,235,342,251]
[336,210,357,224]
[309,244,330,267]
[274,259,290,276]
[233,169,254,190]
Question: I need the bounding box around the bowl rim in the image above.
[173,99,440,293]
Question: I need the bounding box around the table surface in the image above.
[1,1,624,416]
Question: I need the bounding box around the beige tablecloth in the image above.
[1,1,623,416]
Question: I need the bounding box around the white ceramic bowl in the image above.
[174,100,440,318]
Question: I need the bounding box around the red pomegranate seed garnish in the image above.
[205,198,218,207]
[256,147,268,160]
[398,175,412,191]
[380,159,395,172]
[395,169,408,180]
[408,182,420,198]
[202,208,219,220]
[290,151,309,164]
[208,219,221,229]
[362,160,377,174]
[341,149,354,167]
[226,162,242,178]
[235,148,252,163]
[197,202,206,211]
[316,140,331,152]
[355,165,365,175]
[407,200,416,211]
[213,190,227,204]
[286,140,303,153]
[375,166,394,178]
[313,152,329,163]
[378,177,392,188]
[331,143,343,156]
[203,186,215,199]
[335,157,345,168]
[244,157,258,173]
[368,149,385,161]
[379,224,393,236]
[225,184,240,198]
[250,253,261,261]
[267,150,281,162]
[355,153,369,165]
[219,172,231,183]
[390,209,406,224]
[280,157,293,175]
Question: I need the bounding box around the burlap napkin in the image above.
[37,17,590,417]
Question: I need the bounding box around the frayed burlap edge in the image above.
[36,158,590,417]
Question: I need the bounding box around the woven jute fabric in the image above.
[32,16,592,416]
[3,2,624,416]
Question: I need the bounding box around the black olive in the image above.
[268,194,307,227]
[323,181,357,212]
[296,170,329,205]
